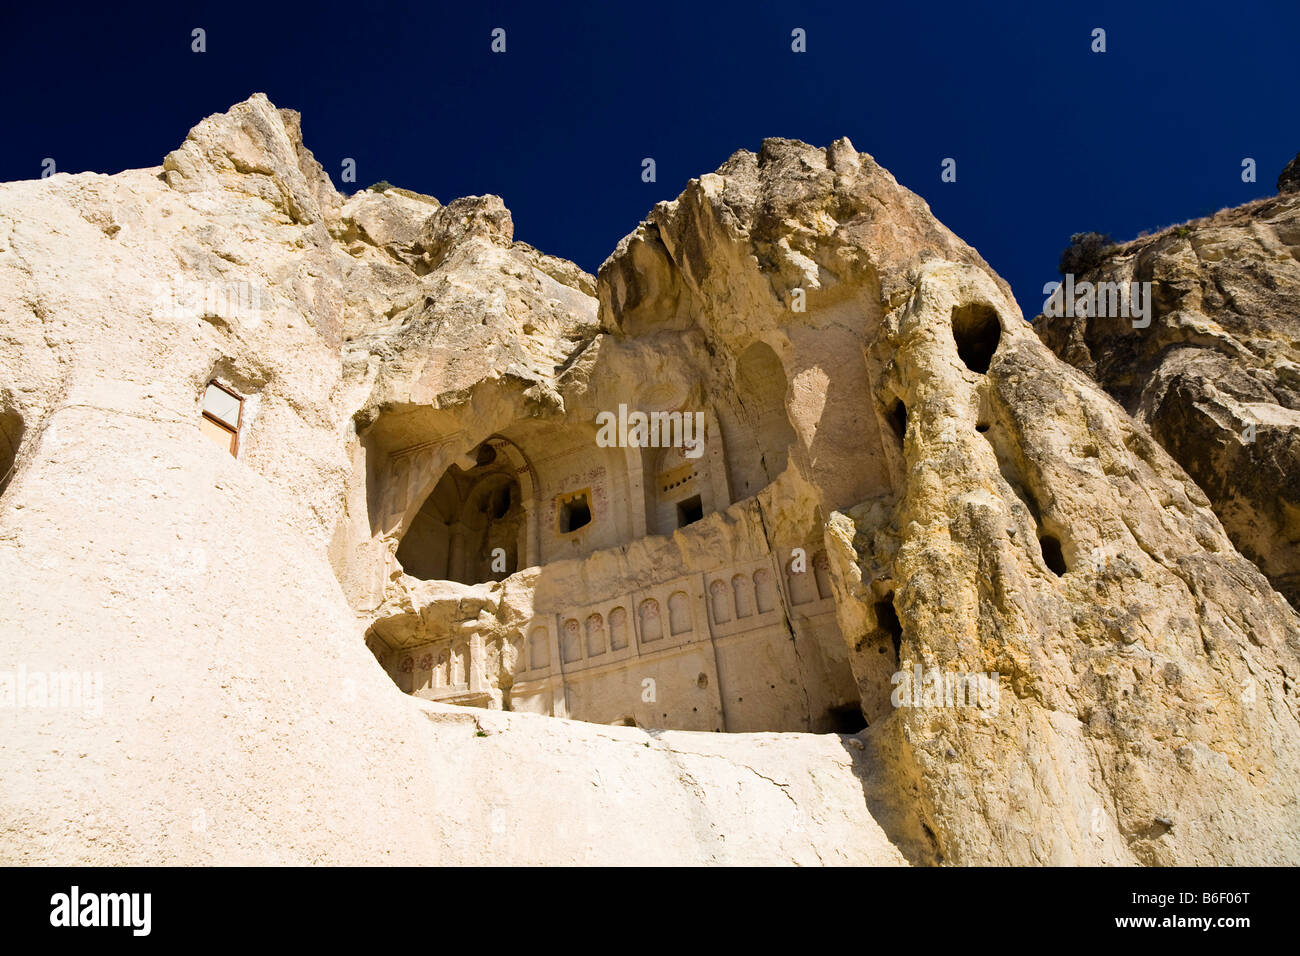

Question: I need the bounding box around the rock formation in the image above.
[2,95,1297,865]
[1279,153,1300,194]
[1036,185,1300,612]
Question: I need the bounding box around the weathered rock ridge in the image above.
[1036,186,1300,611]
[1,95,1297,865]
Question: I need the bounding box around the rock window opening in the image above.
[951,303,1002,375]
[1040,534,1068,576]
[199,381,243,456]
[558,490,592,534]
[826,703,868,734]
[0,406,23,496]
[875,595,903,661]
[676,494,703,528]
[888,398,908,442]
[1009,480,1067,576]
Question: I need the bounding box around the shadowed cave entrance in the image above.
[371,363,866,736]
[952,303,1002,375]
[396,445,524,584]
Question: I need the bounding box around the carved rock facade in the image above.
[2,96,1297,865]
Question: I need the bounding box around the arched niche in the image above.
[709,579,732,624]
[585,613,606,657]
[528,626,550,670]
[608,607,629,651]
[668,591,692,636]
[650,438,707,535]
[493,420,638,564]
[720,341,798,500]
[395,437,535,584]
[787,554,818,605]
[754,568,777,613]
[813,550,833,600]
[561,618,582,664]
[732,573,755,618]
[639,599,663,643]
[624,402,730,538]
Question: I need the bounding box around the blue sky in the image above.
[3,0,1295,317]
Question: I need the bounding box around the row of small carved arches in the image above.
[705,553,832,625]
[399,642,470,689]
[527,592,695,670]
[785,550,833,606]
[708,568,778,624]
[396,553,836,683]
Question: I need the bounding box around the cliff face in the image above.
[0,95,906,865]
[1035,190,1300,611]
[599,142,1300,864]
[2,95,1298,865]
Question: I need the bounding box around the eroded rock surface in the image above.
[600,140,1300,864]
[1278,153,1300,194]
[1036,188,1300,610]
[1,95,1297,865]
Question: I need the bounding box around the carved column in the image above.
[705,407,730,512]
[548,612,568,719]
[624,444,648,540]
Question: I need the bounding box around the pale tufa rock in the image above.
[1,97,1297,867]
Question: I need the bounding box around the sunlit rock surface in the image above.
[1,95,1296,865]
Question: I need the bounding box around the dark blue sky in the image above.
[3,1,1295,317]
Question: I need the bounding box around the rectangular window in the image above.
[676,495,703,528]
[556,489,592,534]
[200,381,243,457]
